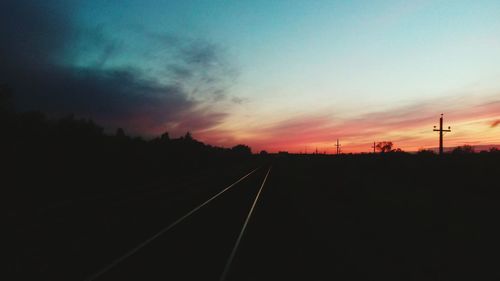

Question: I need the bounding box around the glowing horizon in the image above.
[196,92,500,153]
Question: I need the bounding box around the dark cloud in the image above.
[1,0,74,67]
[491,120,500,128]
[7,65,196,134]
[0,0,234,137]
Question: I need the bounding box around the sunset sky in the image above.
[2,0,500,152]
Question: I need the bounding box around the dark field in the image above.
[9,151,500,281]
[239,154,500,281]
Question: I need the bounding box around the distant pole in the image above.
[372,142,376,153]
[335,139,341,155]
[433,114,451,155]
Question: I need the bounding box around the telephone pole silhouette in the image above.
[372,142,376,153]
[335,139,341,155]
[433,114,451,155]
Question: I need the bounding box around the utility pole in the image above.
[433,114,451,155]
[372,142,376,153]
[335,139,341,155]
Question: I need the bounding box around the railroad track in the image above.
[86,166,272,281]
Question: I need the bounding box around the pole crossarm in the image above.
[433,114,451,155]
[335,139,341,155]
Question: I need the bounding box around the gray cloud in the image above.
[0,0,235,137]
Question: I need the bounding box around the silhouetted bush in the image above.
[417,149,435,156]
[452,145,475,154]
[391,148,406,153]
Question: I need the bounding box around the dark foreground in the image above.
[9,153,500,281]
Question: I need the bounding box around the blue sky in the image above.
[3,0,500,151]
[76,0,500,105]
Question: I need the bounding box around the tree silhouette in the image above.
[375,141,393,153]
[160,131,170,141]
[116,128,126,138]
[184,131,193,141]
[232,144,252,155]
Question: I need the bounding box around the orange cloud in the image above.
[491,120,500,128]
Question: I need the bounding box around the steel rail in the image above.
[85,167,260,281]
[219,166,272,281]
